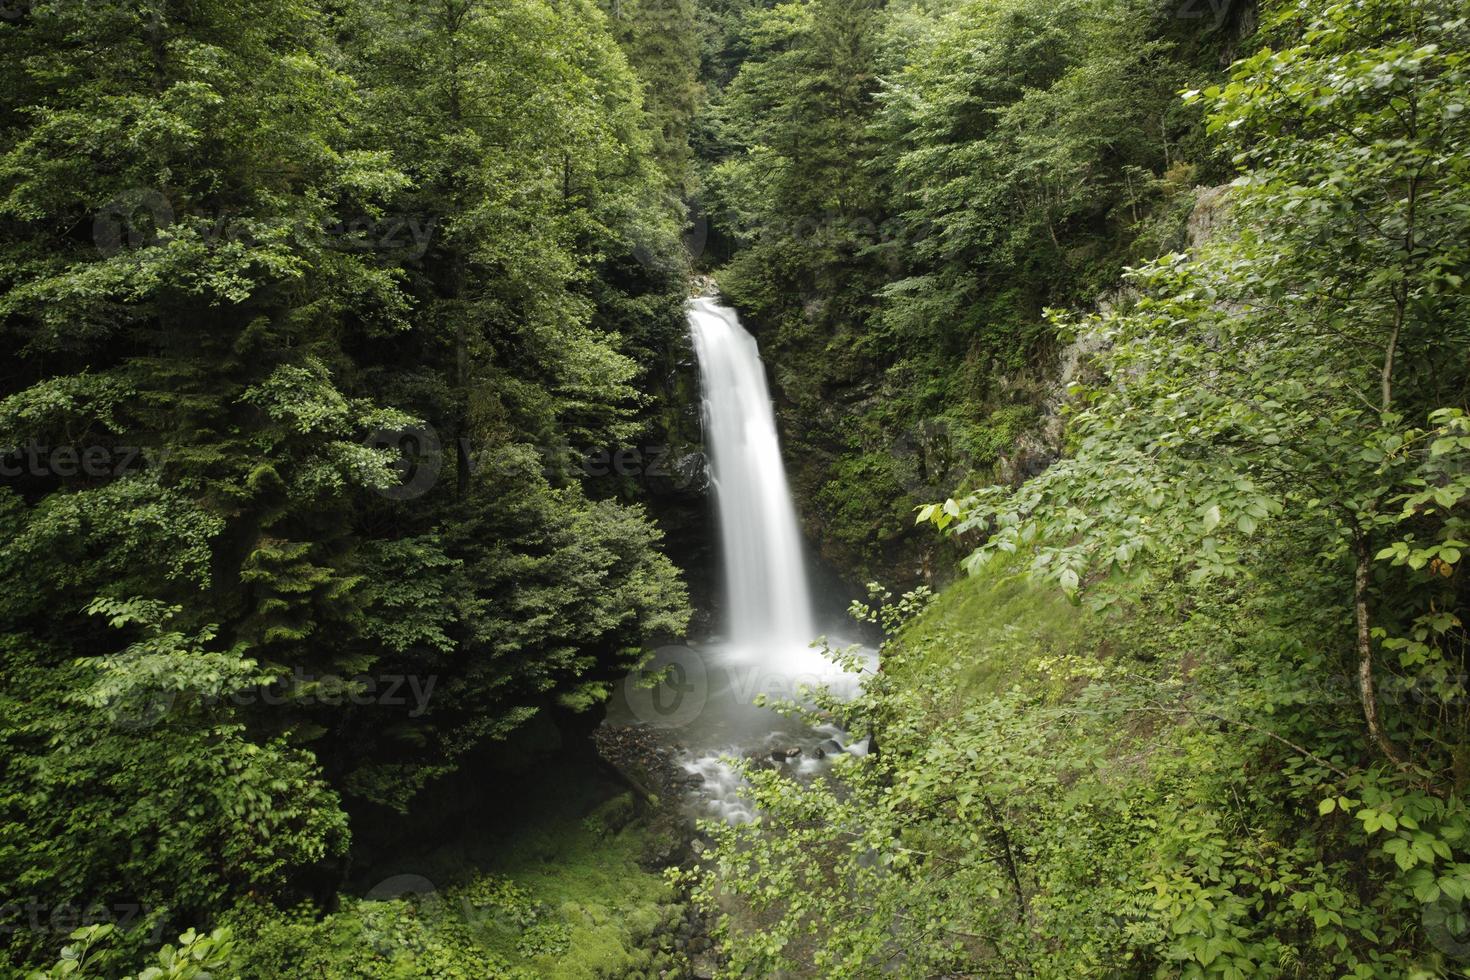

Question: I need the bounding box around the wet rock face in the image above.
[593,723,699,870]
[1187,184,1232,249]
[594,724,687,807]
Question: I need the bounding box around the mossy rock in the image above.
[581,791,637,839]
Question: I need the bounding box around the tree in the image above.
[929,0,1470,785]
[0,0,690,969]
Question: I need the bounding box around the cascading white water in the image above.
[602,295,870,825]
[688,296,815,652]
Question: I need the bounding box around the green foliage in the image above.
[223,780,683,980]
[0,608,348,970]
[700,0,1230,581]
[606,0,705,192]
[685,0,1470,974]
[223,884,529,979]
[687,558,1470,976]
[0,0,690,972]
[877,0,1182,335]
[930,0,1470,774]
[12,0,1466,974]
[27,925,236,980]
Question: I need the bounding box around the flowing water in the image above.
[607,296,872,825]
[687,296,814,649]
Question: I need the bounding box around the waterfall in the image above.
[601,295,870,826]
[688,296,815,652]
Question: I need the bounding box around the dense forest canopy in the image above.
[0,0,692,971]
[1,0,1468,976]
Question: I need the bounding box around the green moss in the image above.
[892,560,1096,702]
[944,404,1039,467]
[814,450,915,556]
[229,773,681,979]
[580,790,637,838]
[484,806,676,980]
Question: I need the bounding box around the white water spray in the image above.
[688,296,815,652]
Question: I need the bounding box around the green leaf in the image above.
[1202,505,1222,533]
[1059,568,1080,595]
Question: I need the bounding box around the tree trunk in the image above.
[983,796,1028,924]
[1353,532,1407,766]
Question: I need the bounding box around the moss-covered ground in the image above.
[226,757,687,978]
